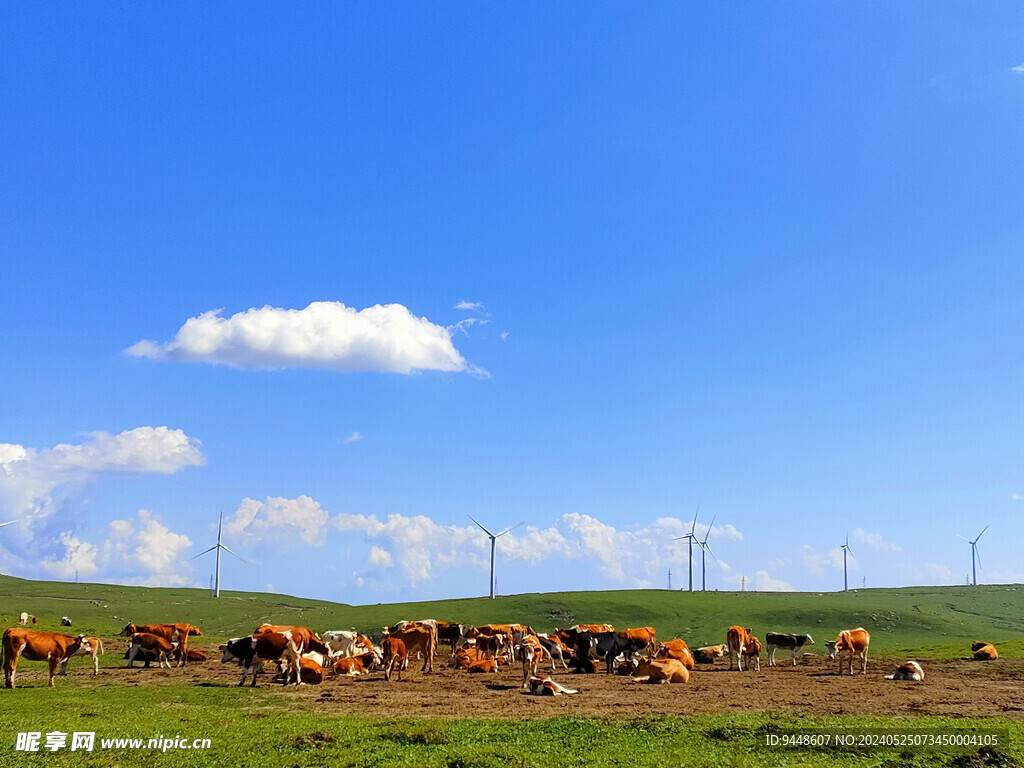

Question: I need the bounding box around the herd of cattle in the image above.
[0,617,1003,692]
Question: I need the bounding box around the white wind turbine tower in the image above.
[958,525,989,586]
[841,534,856,592]
[469,516,523,599]
[697,515,718,591]
[191,513,246,598]
[673,505,700,592]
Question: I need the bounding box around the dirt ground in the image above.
[24,644,1024,720]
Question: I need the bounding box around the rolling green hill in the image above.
[1,575,1021,657]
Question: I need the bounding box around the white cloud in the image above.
[1012,63,1024,74]
[227,495,330,547]
[852,528,902,553]
[41,533,98,578]
[127,301,470,374]
[102,510,194,587]
[368,546,393,567]
[333,509,743,588]
[1012,493,1022,501]
[754,570,793,592]
[800,545,824,576]
[454,300,484,311]
[342,432,363,444]
[500,331,509,342]
[0,427,204,527]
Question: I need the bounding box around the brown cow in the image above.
[382,634,406,682]
[726,627,753,671]
[833,628,870,675]
[972,642,998,660]
[119,623,201,666]
[58,636,103,676]
[619,627,657,657]
[332,653,374,677]
[467,658,497,673]
[298,658,324,685]
[654,639,695,670]
[126,633,177,668]
[632,657,690,684]
[743,636,762,672]
[3,628,88,688]
[389,626,435,672]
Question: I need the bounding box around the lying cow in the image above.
[631,657,689,684]
[694,644,726,664]
[2,628,88,688]
[332,652,375,676]
[58,636,103,676]
[886,660,924,681]
[765,632,815,666]
[527,676,578,696]
[298,657,324,684]
[60,617,72,627]
[972,642,998,660]
[654,639,695,670]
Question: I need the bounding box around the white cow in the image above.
[18,612,29,625]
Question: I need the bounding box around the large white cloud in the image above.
[41,533,99,579]
[226,495,330,547]
[0,427,204,526]
[127,301,471,374]
[102,510,194,587]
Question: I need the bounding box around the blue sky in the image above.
[2,3,1022,603]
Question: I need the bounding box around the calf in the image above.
[743,636,762,672]
[536,633,571,671]
[119,623,201,666]
[886,660,924,681]
[694,644,726,665]
[833,628,870,675]
[632,657,690,684]
[382,634,406,682]
[58,636,103,676]
[516,640,540,688]
[127,633,177,669]
[726,627,753,671]
[2,628,87,688]
[765,632,815,666]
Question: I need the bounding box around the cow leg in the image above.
[791,648,798,666]
[58,659,69,676]
[126,645,137,668]
[48,658,60,687]
[861,651,868,675]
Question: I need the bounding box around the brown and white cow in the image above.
[886,660,924,681]
[743,636,762,672]
[58,636,103,676]
[298,657,324,685]
[3,628,88,688]
[382,633,406,682]
[972,642,998,660]
[388,625,436,673]
[654,639,695,670]
[694,644,727,664]
[119,623,201,666]
[833,628,870,675]
[726,627,753,671]
[619,627,657,657]
[527,676,579,696]
[18,612,29,625]
[332,652,375,677]
[126,633,177,669]
[467,658,498,673]
[631,657,690,684]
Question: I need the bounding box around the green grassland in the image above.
[2,577,1023,766]
[0,684,1020,767]
[2,575,1022,656]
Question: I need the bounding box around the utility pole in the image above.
[667,568,672,591]
[741,575,746,592]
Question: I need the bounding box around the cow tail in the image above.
[97,639,105,655]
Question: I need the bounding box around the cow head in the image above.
[188,626,203,636]
[219,637,247,664]
[119,624,138,637]
[826,641,839,659]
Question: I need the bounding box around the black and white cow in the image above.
[576,631,648,674]
[219,632,301,687]
[765,632,815,666]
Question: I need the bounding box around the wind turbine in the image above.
[673,505,700,592]
[697,515,718,591]
[958,525,989,586]
[0,519,20,529]
[841,535,856,592]
[469,516,523,599]
[191,513,245,598]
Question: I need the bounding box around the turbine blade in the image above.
[190,544,218,560]
[220,544,247,563]
[956,534,969,542]
[690,503,700,534]
[974,525,990,543]
[701,515,716,544]
[846,546,857,562]
[0,519,19,528]
[704,543,718,563]
[468,515,494,537]
[496,521,524,538]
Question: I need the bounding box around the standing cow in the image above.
[765,632,815,666]
[2,628,88,688]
